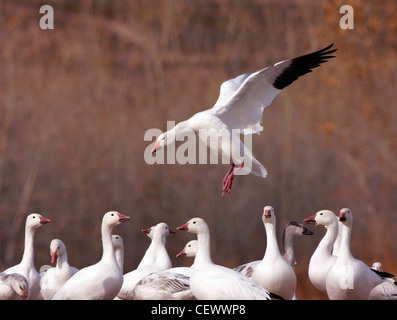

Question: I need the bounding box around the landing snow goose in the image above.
[0,273,29,300]
[40,239,78,299]
[325,208,397,300]
[2,213,51,300]
[116,222,175,300]
[303,210,339,293]
[151,44,336,196]
[131,240,198,300]
[51,211,130,300]
[177,217,272,300]
[251,206,297,300]
[234,220,313,278]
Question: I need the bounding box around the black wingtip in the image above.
[273,43,337,90]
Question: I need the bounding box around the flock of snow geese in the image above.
[0,207,396,300]
[1,44,396,300]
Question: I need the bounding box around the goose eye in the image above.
[193,221,196,224]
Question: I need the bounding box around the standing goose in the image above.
[177,217,272,300]
[137,226,156,269]
[2,213,51,300]
[117,222,175,300]
[0,273,29,300]
[251,206,297,300]
[303,210,339,293]
[234,221,313,278]
[40,239,79,299]
[132,240,198,300]
[151,44,336,196]
[325,208,397,300]
[51,211,130,300]
[112,235,124,272]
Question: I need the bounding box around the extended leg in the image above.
[222,162,244,197]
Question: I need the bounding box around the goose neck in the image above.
[194,230,212,267]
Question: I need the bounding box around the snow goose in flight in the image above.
[176,217,273,300]
[51,211,130,300]
[151,44,336,196]
[2,213,51,300]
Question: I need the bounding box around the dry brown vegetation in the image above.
[0,0,396,300]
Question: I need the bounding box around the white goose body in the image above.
[132,240,198,300]
[325,208,392,300]
[51,212,130,300]
[40,239,78,300]
[251,206,296,300]
[235,221,312,278]
[303,210,339,293]
[177,218,271,300]
[117,222,174,300]
[2,213,51,300]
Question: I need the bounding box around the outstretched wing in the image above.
[211,44,336,134]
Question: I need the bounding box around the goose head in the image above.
[141,226,155,239]
[303,210,337,228]
[112,235,124,251]
[9,274,29,300]
[49,239,66,264]
[262,206,276,224]
[177,217,208,235]
[26,213,51,230]
[152,222,175,238]
[176,240,198,258]
[103,211,130,227]
[285,221,313,236]
[339,208,353,226]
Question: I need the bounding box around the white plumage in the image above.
[151,44,336,196]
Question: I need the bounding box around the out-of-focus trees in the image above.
[0,0,396,299]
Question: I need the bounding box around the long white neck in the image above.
[21,225,36,268]
[138,240,155,268]
[337,223,353,261]
[115,248,124,272]
[153,235,172,269]
[194,228,212,268]
[315,222,338,258]
[263,222,281,260]
[100,223,116,264]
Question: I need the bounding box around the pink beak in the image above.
[39,216,51,224]
[176,223,189,231]
[151,141,160,154]
[176,248,186,258]
[117,213,130,222]
[303,214,317,224]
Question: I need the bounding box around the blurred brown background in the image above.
[0,0,396,299]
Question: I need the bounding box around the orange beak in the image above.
[51,251,57,264]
